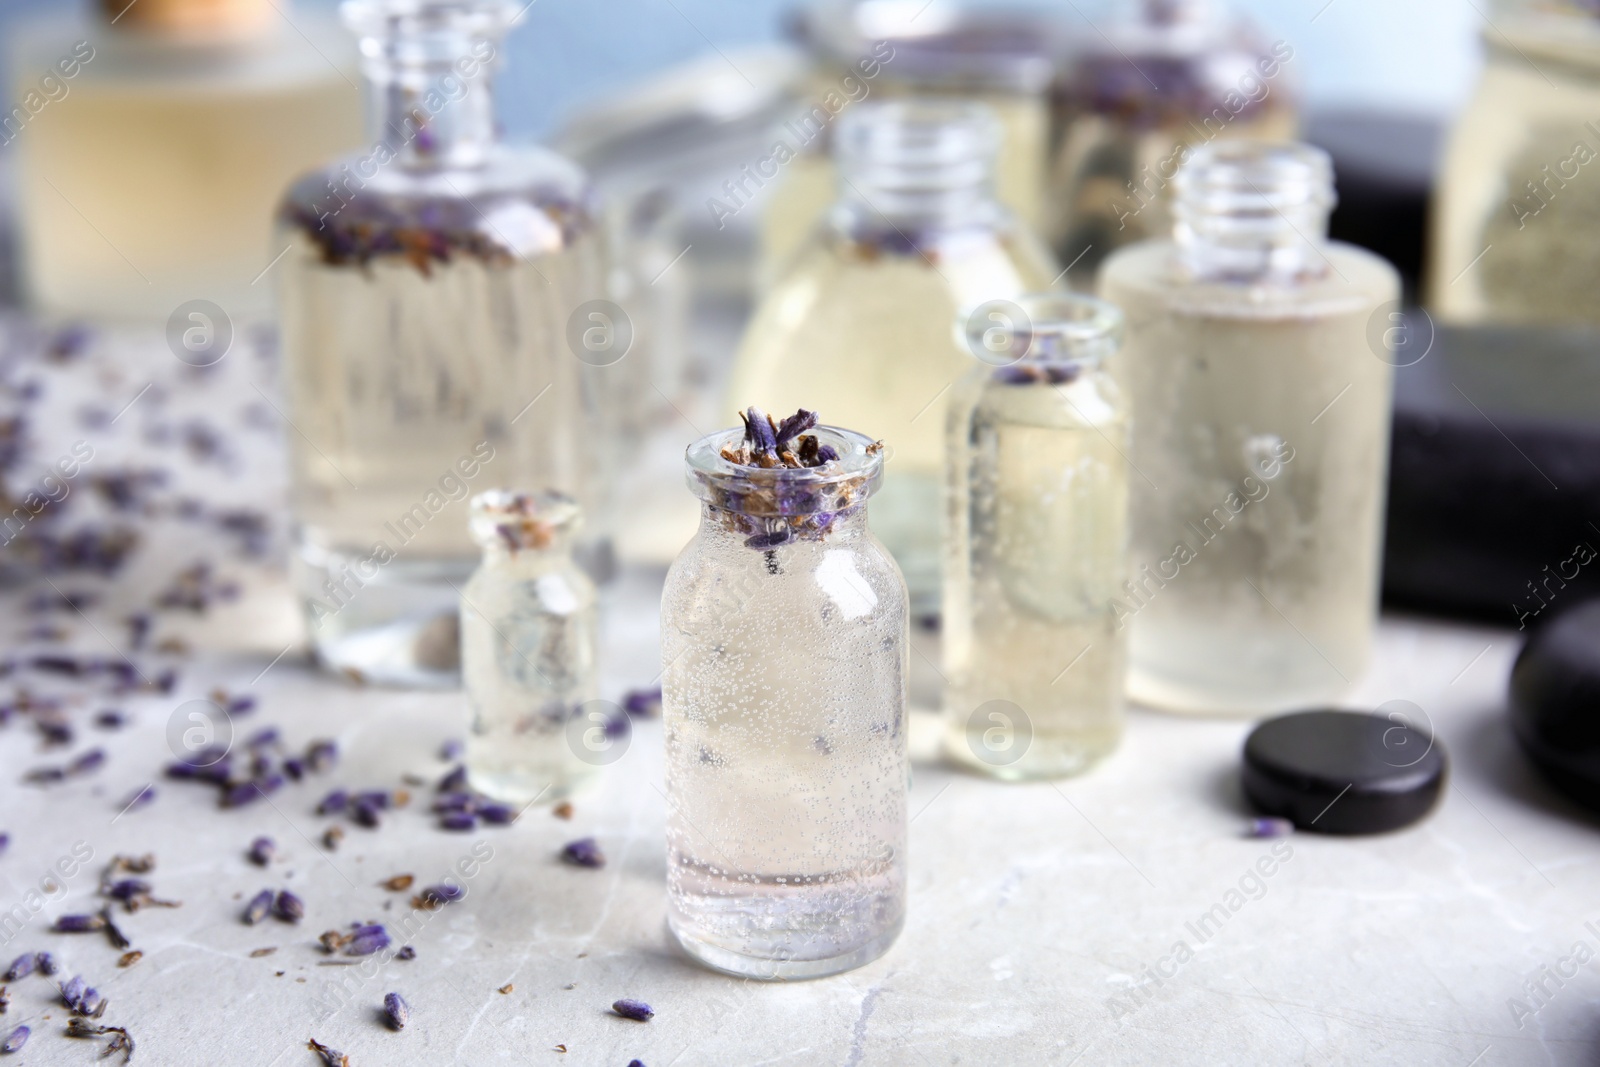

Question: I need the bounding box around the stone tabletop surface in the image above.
[0,321,1595,1067]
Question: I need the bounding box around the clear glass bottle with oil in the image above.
[1430,0,1600,327]
[1098,141,1398,715]
[9,0,362,320]
[274,0,609,686]
[461,490,599,803]
[728,99,1059,615]
[942,293,1128,779]
[661,410,907,979]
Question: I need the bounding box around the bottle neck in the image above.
[1172,142,1335,283]
[698,500,871,543]
[833,100,1002,232]
[346,2,509,169]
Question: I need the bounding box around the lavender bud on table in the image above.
[560,837,604,869]
[247,836,275,866]
[1247,816,1295,839]
[611,998,653,1022]
[34,952,58,976]
[2,955,31,982]
[317,789,349,815]
[439,811,477,832]
[383,990,410,1030]
[273,890,305,923]
[243,889,274,925]
[346,923,390,956]
[54,914,105,933]
[1,1024,28,1053]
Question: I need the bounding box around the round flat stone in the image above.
[1510,600,1600,813]
[1242,709,1447,834]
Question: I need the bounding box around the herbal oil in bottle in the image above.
[275,0,607,686]
[461,491,599,803]
[1045,0,1297,285]
[943,294,1128,779]
[1098,141,1398,715]
[10,0,361,320]
[729,100,1059,615]
[1430,1,1600,327]
[661,409,908,980]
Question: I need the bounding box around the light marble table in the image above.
[0,321,1595,1066]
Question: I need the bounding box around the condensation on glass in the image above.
[943,293,1129,779]
[1098,141,1399,715]
[660,423,908,979]
[460,490,600,804]
[729,99,1059,616]
[274,0,610,686]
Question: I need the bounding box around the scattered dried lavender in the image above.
[274,890,306,923]
[248,836,276,866]
[438,765,467,793]
[414,884,463,910]
[318,789,349,815]
[35,952,58,976]
[54,914,105,934]
[1,1024,26,1053]
[307,1037,350,1066]
[1246,817,1294,839]
[243,889,274,925]
[623,688,661,718]
[324,923,392,957]
[2,956,30,982]
[322,827,345,851]
[118,784,156,813]
[396,945,416,961]
[382,991,410,1031]
[612,998,654,1022]
[560,838,605,869]
[439,739,463,761]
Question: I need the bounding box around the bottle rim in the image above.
[685,425,885,518]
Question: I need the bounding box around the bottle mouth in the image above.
[686,426,884,548]
[1173,140,1336,220]
[958,292,1124,373]
[469,489,579,551]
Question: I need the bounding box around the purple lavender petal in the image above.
[439,812,476,832]
[317,789,349,815]
[383,991,410,1030]
[106,878,151,903]
[419,883,464,907]
[305,739,338,772]
[2,1024,28,1053]
[437,765,467,793]
[282,756,305,780]
[352,799,382,828]
[612,998,654,1021]
[246,727,279,749]
[431,792,476,814]
[223,781,266,808]
[226,695,257,716]
[745,529,790,549]
[477,802,514,825]
[75,987,104,1017]
[560,837,605,869]
[3,954,32,981]
[248,836,275,866]
[1246,816,1294,839]
[68,748,105,776]
[354,790,391,810]
[345,923,390,956]
[54,914,104,933]
[94,709,126,729]
[439,738,464,761]
[243,889,273,925]
[774,408,818,447]
[34,952,58,976]
[120,785,155,812]
[273,890,305,923]
[623,688,662,718]
[396,945,416,961]
[744,406,778,457]
[59,975,85,1008]
[0,833,7,858]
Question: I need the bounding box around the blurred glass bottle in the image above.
[763,0,1065,284]
[1431,1,1600,326]
[1098,141,1398,715]
[728,100,1059,615]
[1046,0,1297,286]
[275,0,608,687]
[10,0,362,321]
[943,293,1128,780]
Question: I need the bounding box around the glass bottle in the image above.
[1045,0,1298,285]
[1098,141,1398,715]
[661,411,908,979]
[274,0,608,687]
[728,99,1059,615]
[460,490,599,803]
[762,1,1067,279]
[1430,1,1600,327]
[9,0,362,321]
[942,293,1128,779]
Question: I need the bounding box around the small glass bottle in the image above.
[1098,141,1399,715]
[661,409,908,980]
[1045,0,1298,285]
[460,490,599,803]
[275,0,608,687]
[10,0,362,320]
[1430,0,1600,327]
[942,293,1128,779]
[728,99,1059,615]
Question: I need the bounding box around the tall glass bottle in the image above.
[461,490,599,803]
[10,0,362,320]
[1045,0,1297,285]
[1098,141,1398,715]
[943,293,1128,779]
[728,100,1059,614]
[661,411,908,979]
[1430,1,1600,327]
[275,0,606,687]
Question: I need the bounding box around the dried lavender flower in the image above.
[432,792,476,814]
[346,923,391,956]
[119,784,156,813]
[100,908,131,950]
[396,945,416,961]
[322,826,345,851]
[317,789,349,815]
[54,914,105,933]
[74,986,105,1017]
[623,688,661,718]
[1,956,30,982]
[243,889,274,925]
[248,836,275,866]
[439,739,463,761]
[353,790,391,810]
[104,878,150,905]
[415,884,464,909]
[1246,817,1294,839]
[307,1037,349,1066]
[477,802,514,825]
[628,1061,646,1067]
[34,952,58,976]
[305,740,338,773]
[612,998,654,1021]
[382,991,410,1030]
[352,799,382,829]
[1,1024,27,1053]
[560,838,604,869]
[438,765,467,793]
[274,890,306,923]
[59,975,85,1008]
[439,812,476,832]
